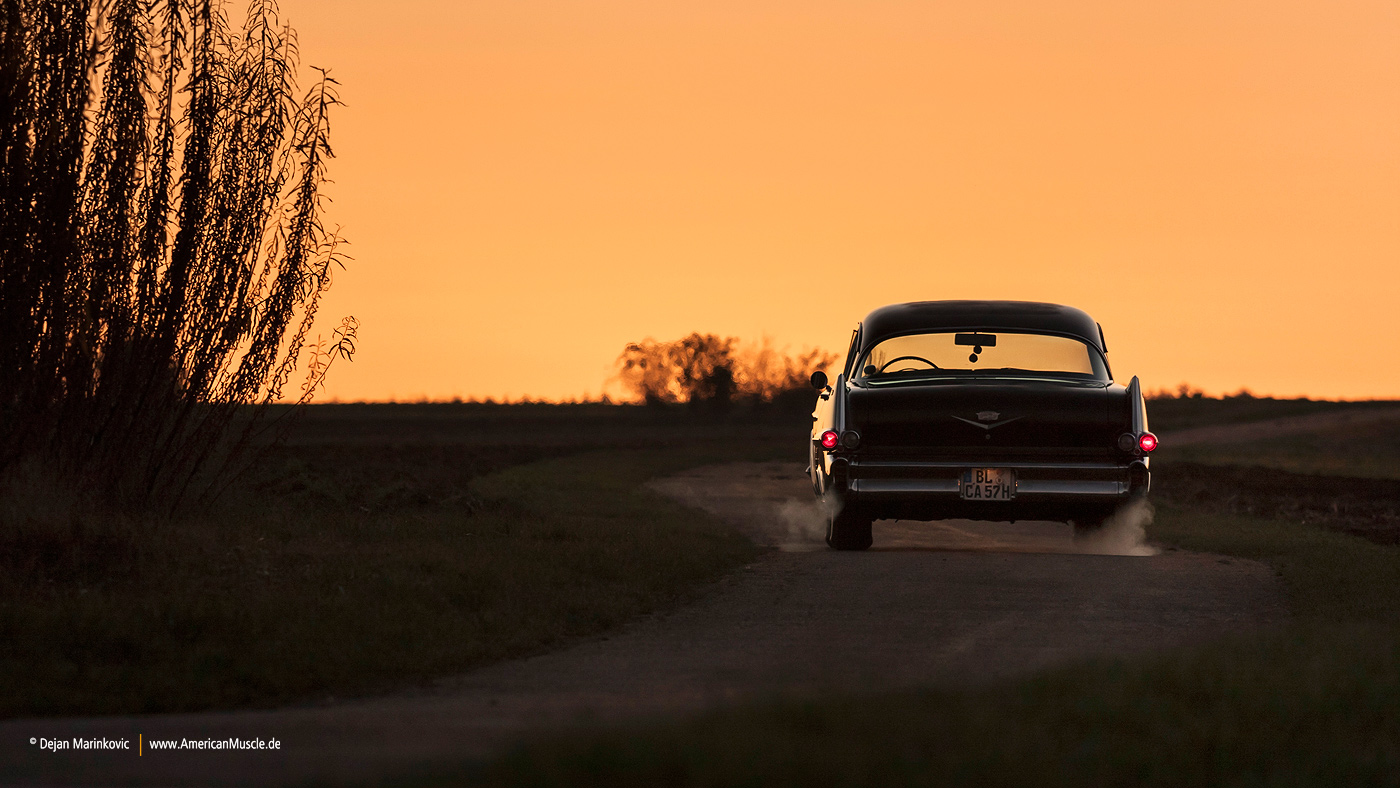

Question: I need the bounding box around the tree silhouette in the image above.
[615,334,836,406]
[616,333,735,405]
[0,0,351,512]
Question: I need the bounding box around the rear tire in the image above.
[826,507,873,551]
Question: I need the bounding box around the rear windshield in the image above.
[856,331,1108,384]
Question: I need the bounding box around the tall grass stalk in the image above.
[0,0,353,514]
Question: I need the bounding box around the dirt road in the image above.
[2,462,1287,787]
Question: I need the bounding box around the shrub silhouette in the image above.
[615,334,837,407]
[0,0,351,513]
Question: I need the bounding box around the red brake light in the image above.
[820,430,839,450]
[1138,432,1158,453]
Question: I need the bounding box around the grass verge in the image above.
[450,495,1400,787]
[0,441,776,718]
[1158,413,1400,481]
[1145,394,1397,433]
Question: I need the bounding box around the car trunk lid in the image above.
[846,379,1114,462]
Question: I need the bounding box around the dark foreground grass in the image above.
[447,498,1400,787]
[0,436,782,718]
[1160,412,1400,481]
[1150,462,1400,546]
[1145,394,1397,432]
[462,626,1400,788]
[1150,502,1400,623]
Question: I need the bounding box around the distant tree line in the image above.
[1145,384,1265,400]
[0,0,350,513]
[615,333,837,408]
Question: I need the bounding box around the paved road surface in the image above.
[2,462,1287,787]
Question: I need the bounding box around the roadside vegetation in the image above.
[447,401,1400,788]
[2,314,830,717]
[1159,416,1400,480]
[615,332,837,408]
[1145,387,1395,432]
[0,404,802,717]
[0,0,352,514]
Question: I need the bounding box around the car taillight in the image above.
[820,430,839,450]
[1138,432,1158,452]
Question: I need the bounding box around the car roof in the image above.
[858,300,1105,354]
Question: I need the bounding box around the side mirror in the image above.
[810,370,829,390]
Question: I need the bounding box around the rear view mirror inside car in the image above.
[955,333,997,347]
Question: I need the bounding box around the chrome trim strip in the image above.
[850,479,960,494]
[833,373,847,434]
[852,460,1129,471]
[850,479,1126,496]
[950,414,1025,431]
[1017,480,1126,495]
[1128,375,1145,435]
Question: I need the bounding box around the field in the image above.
[0,403,800,717]
[6,395,1400,787]
[1163,416,1400,481]
[1142,393,1394,432]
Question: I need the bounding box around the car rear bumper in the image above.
[834,458,1149,522]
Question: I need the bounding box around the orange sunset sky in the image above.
[278,0,1399,402]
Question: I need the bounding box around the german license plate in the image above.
[961,468,1016,500]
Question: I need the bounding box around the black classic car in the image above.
[809,300,1155,550]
